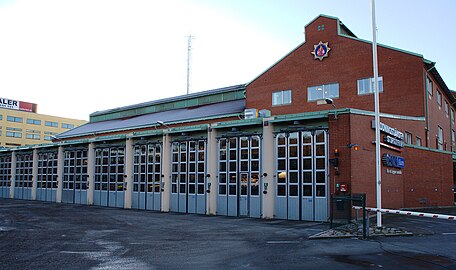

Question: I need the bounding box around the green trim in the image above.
[90,87,246,123]
[213,118,263,129]
[167,124,209,134]
[131,129,163,138]
[348,108,425,121]
[93,134,126,142]
[270,110,333,123]
[339,34,423,58]
[406,143,453,155]
[58,139,91,146]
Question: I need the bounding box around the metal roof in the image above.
[56,99,246,139]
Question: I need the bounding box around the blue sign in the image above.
[382,154,405,169]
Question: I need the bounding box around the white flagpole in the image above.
[371,0,382,228]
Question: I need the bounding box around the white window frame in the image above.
[357,76,383,95]
[272,90,292,106]
[307,83,339,101]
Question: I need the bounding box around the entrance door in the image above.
[94,146,125,208]
[0,155,12,198]
[275,130,328,221]
[36,152,58,202]
[14,153,33,200]
[170,140,206,214]
[132,143,162,211]
[62,149,88,204]
[217,136,261,218]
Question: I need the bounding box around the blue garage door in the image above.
[14,153,33,200]
[62,149,88,204]
[132,143,162,211]
[170,140,207,214]
[275,130,328,222]
[0,155,12,198]
[217,136,262,218]
[94,146,125,208]
[36,151,58,202]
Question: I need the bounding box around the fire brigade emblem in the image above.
[311,41,331,61]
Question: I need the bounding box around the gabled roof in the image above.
[247,14,427,86]
[90,84,246,122]
[56,99,246,139]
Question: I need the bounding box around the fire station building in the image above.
[0,15,454,222]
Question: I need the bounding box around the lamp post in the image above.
[371,0,382,228]
[156,121,170,129]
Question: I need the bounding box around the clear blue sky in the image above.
[0,0,454,120]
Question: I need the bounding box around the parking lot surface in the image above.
[1,198,456,269]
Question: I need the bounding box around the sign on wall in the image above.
[372,120,404,149]
[311,41,331,61]
[0,98,37,112]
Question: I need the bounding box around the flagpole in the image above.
[371,0,382,228]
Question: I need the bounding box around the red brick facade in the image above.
[248,15,455,208]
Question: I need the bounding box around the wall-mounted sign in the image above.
[382,153,405,169]
[0,98,37,112]
[311,41,331,61]
[372,120,404,149]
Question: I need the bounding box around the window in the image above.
[45,121,58,127]
[272,90,292,106]
[7,116,23,123]
[436,91,442,107]
[437,126,443,150]
[426,76,433,96]
[357,76,383,95]
[6,131,22,138]
[61,123,74,129]
[26,118,41,125]
[26,134,40,140]
[452,109,455,123]
[416,137,422,147]
[405,132,412,144]
[0,115,2,120]
[445,101,449,116]
[308,83,339,101]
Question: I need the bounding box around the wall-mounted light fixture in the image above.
[325,98,338,119]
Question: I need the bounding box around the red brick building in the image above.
[0,15,454,221]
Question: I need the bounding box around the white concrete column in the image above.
[10,151,16,199]
[31,149,38,200]
[161,133,171,212]
[124,137,134,209]
[207,126,218,215]
[87,142,95,205]
[262,118,275,219]
[56,146,64,203]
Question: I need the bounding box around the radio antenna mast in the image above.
[186,34,195,95]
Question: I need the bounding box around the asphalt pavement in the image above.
[1,198,455,269]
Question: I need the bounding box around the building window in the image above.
[7,116,23,123]
[405,132,412,144]
[6,131,22,138]
[308,83,339,101]
[45,121,58,127]
[61,123,74,129]
[437,126,443,150]
[445,101,449,116]
[357,76,383,95]
[436,91,442,107]
[26,133,41,140]
[26,118,41,125]
[0,115,2,120]
[416,136,422,147]
[452,109,455,123]
[426,76,433,97]
[272,90,292,106]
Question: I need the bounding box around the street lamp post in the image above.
[371,0,382,228]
